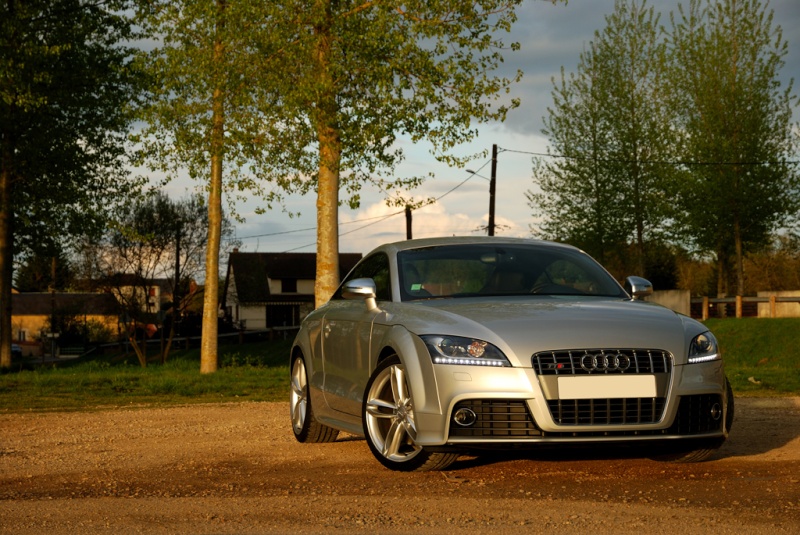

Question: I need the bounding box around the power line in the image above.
[236,156,497,251]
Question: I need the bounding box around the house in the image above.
[222,251,362,330]
[11,292,121,356]
[77,275,173,314]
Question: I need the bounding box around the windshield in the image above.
[397,244,627,302]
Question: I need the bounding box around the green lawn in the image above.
[0,339,294,412]
[705,318,800,396]
[1,318,797,412]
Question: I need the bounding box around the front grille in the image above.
[448,400,541,438]
[667,394,723,434]
[547,397,667,425]
[532,348,672,375]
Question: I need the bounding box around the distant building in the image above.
[222,251,362,330]
[10,292,121,356]
[77,275,173,314]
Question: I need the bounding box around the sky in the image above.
[161,0,800,258]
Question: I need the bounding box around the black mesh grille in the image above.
[667,394,724,434]
[532,348,672,375]
[547,397,667,425]
[448,400,541,438]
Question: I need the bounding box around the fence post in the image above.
[736,296,743,318]
[702,296,709,320]
[770,295,777,318]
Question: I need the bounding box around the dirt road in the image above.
[1,397,798,534]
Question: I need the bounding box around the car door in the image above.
[321,253,392,416]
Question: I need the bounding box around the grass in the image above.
[705,318,800,396]
[1,318,798,412]
[0,338,294,412]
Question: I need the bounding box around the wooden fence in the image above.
[690,295,800,319]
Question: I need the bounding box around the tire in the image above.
[362,355,459,471]
[290,355,339,443]
[651,376,735,463]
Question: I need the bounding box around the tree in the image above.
[14,249,74,293]
[249,1,546,309]
[136,0,555,372]
[135,0,268,373]
[0,0,143,368]
[529,0,676,277]
[80,192,236,366]
[668,0,799,296]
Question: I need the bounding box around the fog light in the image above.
[710,403,722,421]
[453,408,477,427]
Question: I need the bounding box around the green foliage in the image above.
[530,0,799,293]
[530,0,677,277]
[1,0,145,369]
[1,0,146,254]
[14,249,74,292]
[668,0,799,294]
[133,0,548,355]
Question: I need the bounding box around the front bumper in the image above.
[413,359,727,447]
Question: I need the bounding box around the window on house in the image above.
[281,278,297,293]
[267,304,298,327]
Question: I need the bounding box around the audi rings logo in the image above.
[580,353,631,372]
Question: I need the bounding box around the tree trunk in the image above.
[200,0,226,374]
[734,217,745,297]
[0,140,14,369]
[315,131,341,308]
[313,1,341,309]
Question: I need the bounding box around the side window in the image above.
[335,253,392,301]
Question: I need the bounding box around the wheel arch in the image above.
[372,325,442,416]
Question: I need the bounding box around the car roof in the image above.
[366,236,583,257]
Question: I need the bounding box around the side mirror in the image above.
[625,276,653,300]
[341,278,379,311]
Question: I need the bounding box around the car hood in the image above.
[389,296,698,366]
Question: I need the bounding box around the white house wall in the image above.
[237,306,267,330]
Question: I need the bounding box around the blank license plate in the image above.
[558,375,656,399]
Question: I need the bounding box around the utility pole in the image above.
[488,143,497,236]
[405,205,412,239]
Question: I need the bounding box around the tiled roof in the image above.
[227,252,362,304]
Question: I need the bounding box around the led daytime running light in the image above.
[433,356,507,366]
[688,353,719,364]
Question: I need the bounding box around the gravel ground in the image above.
[1,397,798,534]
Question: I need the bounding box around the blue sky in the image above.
[163,0,800,257]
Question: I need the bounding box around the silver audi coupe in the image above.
[289,237,733,471]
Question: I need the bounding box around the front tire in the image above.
[290,354,339,443]
[362,355,458,471]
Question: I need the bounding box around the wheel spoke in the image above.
[403,414,417,442]
[366,398,398,417]
[382,418,407,458]
[290,375,304,398]
[290,360,308,432]
[390,365,408,404]
[291,397,306,429]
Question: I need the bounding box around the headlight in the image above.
[688,331,720,364]
[421,335,511,367]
